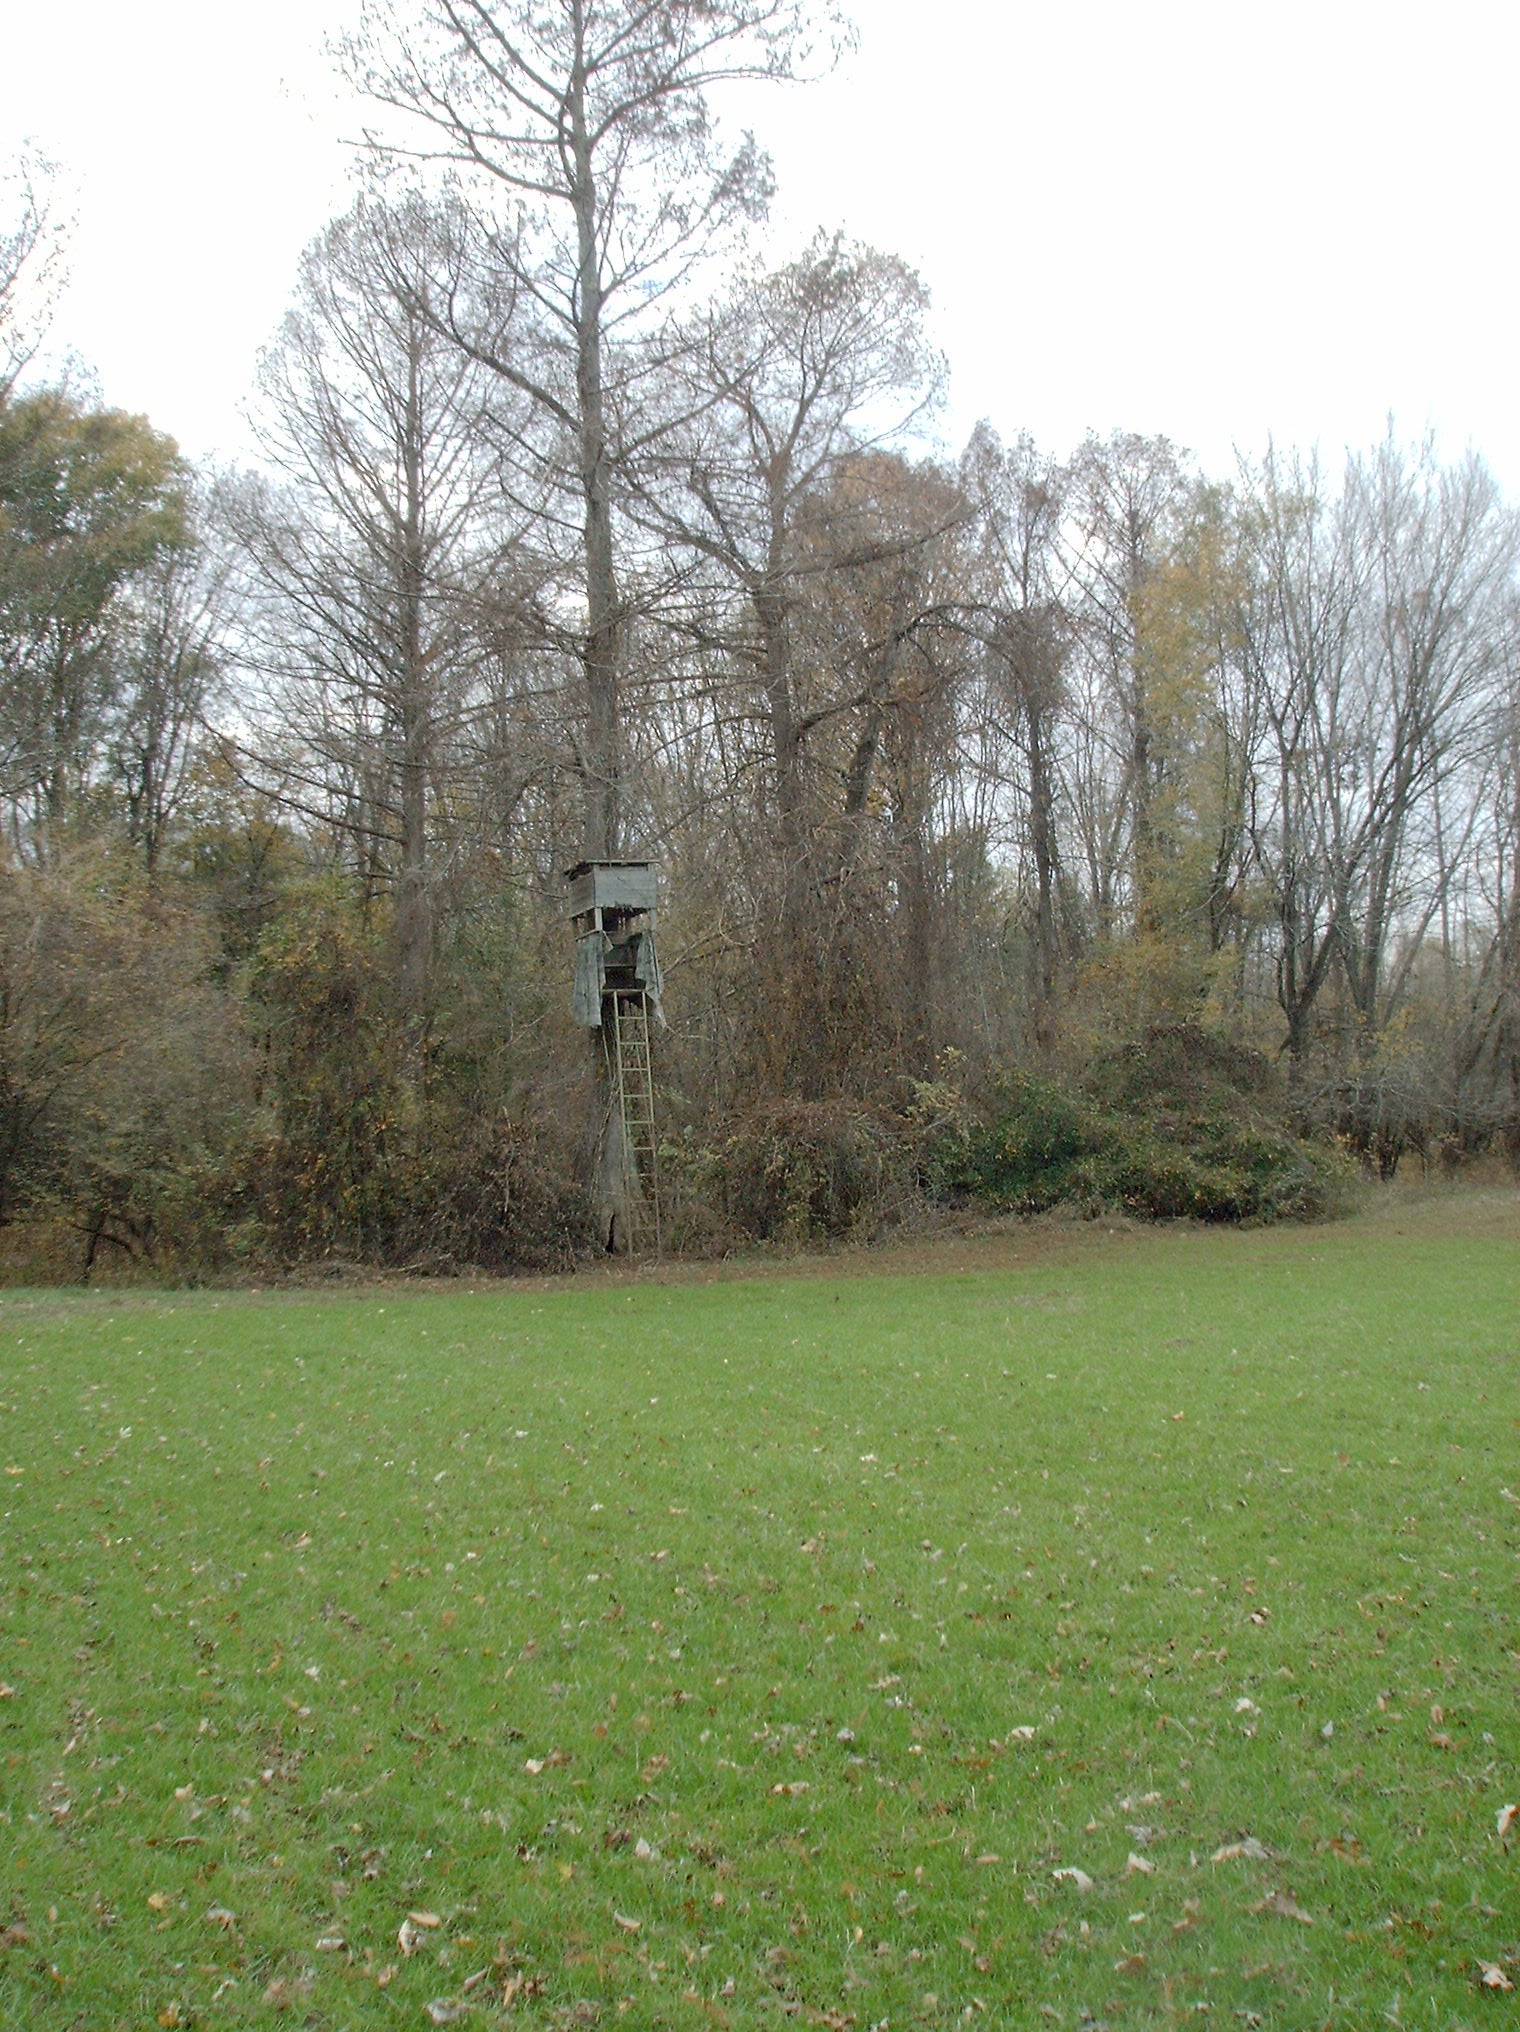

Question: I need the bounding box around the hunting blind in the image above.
[567,860,663,1255]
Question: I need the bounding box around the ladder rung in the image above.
[607,989,660,1258]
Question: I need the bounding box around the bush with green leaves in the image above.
[932,1024,1346,1222]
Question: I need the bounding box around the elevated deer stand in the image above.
[567,859,663,1256]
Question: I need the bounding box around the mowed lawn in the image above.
[1,1190,1516,2029]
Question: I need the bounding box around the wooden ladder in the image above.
[609,989,660,1256]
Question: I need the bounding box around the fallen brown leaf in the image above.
[1252,1890,1313,1924]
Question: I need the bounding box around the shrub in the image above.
[932,1025,1347,1224]
[1083,1022,1277,1114]
[929,1073,1106,1213]
[386,1109,590,1274]
[691,1099,917,1246]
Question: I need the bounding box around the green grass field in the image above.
[2,1188,1517,2029]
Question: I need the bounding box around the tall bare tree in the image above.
[960,424,1071,1044]
[1330,439,1518,1035]
[107,476,233,878]
[1064,431,1193,935]
[238,195,513,1018]
[0,146,68,399]
[648,235,942,890]
[630,238,954,1083]
[1235,438,1518,1096]
[344,0,839,862]
[1230,445,1358,1071]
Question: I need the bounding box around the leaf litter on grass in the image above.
[0,1191,1516,2027]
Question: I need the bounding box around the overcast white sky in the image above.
[3,0,1516,489]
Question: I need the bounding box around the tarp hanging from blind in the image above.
[572,933,606,1027]
[572,929,665,1028]
[631,928,665,1026]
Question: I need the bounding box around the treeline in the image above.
[1,6,1517,1278]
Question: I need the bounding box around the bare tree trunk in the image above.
[569,19,621,863]
[395,339,433,1024]
[1501,750,1520,1169]
[1025,682,1060,1048]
